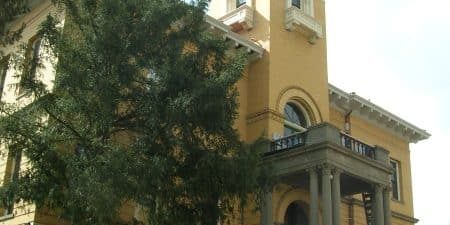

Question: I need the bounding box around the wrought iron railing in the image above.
[268,129,376,160]
[270,132,306,152]
[340,133,375,159]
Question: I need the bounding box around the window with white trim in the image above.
[283,102,309,136]
[0,55,9,100]
[390,160,401,201]
[227,0,247,12]
[18,36,42,95]
[236,0,246,8]
[1,150,22,216]
[286,0,314,17]
[292,0,301,8]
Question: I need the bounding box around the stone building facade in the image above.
[0,0,429,225]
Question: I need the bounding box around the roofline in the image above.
[205,16,429,143]
[329,84,431,143]
[205,15,264,59]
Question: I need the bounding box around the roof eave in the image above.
[205,15,264,60]
[328,84,431,143]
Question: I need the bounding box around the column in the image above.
[374,185,385,225]
[383,187,392,225]
[309,168,319,225]
[322,166,332,225]
[261,188,273,225]
[332,169,342,225]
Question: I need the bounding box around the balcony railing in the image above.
[267,123,388,165]
[269,132,306,152]
[264,123,391,190]
[340,133,375,159]
[268,125,378,157]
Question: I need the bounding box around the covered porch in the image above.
[261,123,393,225]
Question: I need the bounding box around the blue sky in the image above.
[325,0,450,224]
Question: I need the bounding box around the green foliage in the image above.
[0,1,271,225]
[0,0,29,56]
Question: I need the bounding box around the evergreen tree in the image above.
[0,0,29,56]
[0,1,270,225]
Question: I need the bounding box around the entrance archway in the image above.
[284,201,308,225]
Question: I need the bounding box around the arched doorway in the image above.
[284,201,308,225]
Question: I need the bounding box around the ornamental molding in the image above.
[285,6,323,43]
[275,86,324,124]
[219,4,254,32]
[328,84,430,143]
[246,108,285,124]
[205,15,264,59]
[274,187,312,223]
[392,211,420,223]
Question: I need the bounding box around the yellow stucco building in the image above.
[0,0,430,225]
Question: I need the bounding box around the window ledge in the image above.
[285,6,323,44]
[219,4,254,32]
[391,198,404,204]
[0,213,14,222]
[16,91,32,101]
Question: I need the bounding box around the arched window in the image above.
[284,202,308,225]
[284,102,309,135]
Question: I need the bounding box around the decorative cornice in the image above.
[246,108,285,124]
[329,84,431,143]
[205,15,264,59]
[275,86,324,123]
[263,141,393,175]
[284,6,323,44]
[218,4,254,32]
[392,211,419,223]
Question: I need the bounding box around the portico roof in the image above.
[329,84,431,143]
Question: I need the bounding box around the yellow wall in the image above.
[329,107,414,217]
[209,0,330,142]
[268,0,329,121]
[0,0,418,224]
[210,0,417,225]
[266,184,416,225]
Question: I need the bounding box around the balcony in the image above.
[265,123,392,194]
[285,6,323,44]
[219,4,254,32]
[340,132,375,159]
